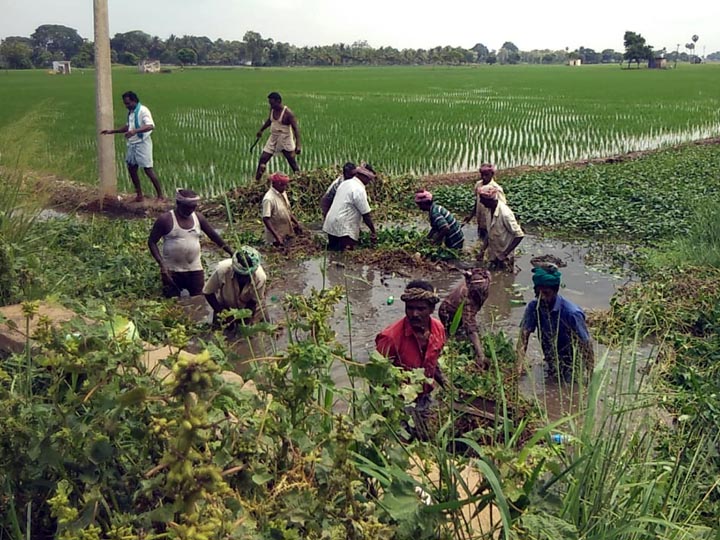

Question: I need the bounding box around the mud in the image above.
[205,230,636,420]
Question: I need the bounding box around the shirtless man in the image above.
[254,92,302,181]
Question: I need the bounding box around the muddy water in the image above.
[257,232,634,416]
[193,228,642,420]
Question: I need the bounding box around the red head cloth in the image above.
[353,166,376,182]
[480,163,497,174]
[476,184,499,200]
[269,172,290,185]
[414,190,433,204]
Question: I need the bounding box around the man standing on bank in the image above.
[148,189,234,298]
[101,91,164,201]
[254,92,302,181]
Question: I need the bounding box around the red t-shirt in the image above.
[375,316,446,392]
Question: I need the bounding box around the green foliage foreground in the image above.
[1,288,717,540]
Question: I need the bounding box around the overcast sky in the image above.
[1,0,718,54]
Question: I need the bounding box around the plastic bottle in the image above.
[551,433,567,444]
[386,295,394,305]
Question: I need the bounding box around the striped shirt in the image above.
[429,203,464,249]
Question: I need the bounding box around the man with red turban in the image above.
[262,172,302,247]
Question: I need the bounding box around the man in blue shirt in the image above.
[414,190,464,250]
[517,265,594,381]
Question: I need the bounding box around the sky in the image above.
[1,0,718,54]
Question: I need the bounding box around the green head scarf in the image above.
[532,266,562,288]
[232,246,261,276]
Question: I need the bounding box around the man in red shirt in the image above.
[376,280,446,439]
[376,280,447,394]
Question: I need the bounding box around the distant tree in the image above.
[486,52,497,64]
[111,30,153,61]
[0,38,34,68]
[623,30,653,68]
[122,52,139,65]
[707,50,720,61]
[244,31,272,66]
[470,42,489,62]
[268,41,292,66]
[30,24,84,60]
[601,48,622,63]
[176,48,197,65]
[148,36,166,60]
[501,41,519,53]
[70,40,94,68]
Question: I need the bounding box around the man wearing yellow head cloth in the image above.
[517,265,594,381]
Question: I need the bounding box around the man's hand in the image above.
[475,353,489,371]
[370,232,377,247]
[462,215,472,225]
[293,224,304,235]
[100,129,112,135]
[256,131,263,139]
[295,145,302,155]
[124,129,136,139]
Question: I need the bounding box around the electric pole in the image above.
[94,0,117,198]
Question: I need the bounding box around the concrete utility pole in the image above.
[94,0,117,197]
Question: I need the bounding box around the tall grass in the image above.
[644,199,720,270]
[0,109,51,304]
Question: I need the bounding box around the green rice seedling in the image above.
[1,65,719,195]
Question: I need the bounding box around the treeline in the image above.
[1,24,716,70]
[0,24,623,69]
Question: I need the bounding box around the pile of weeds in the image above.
[207,166,420,225]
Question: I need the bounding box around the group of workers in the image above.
[108,90,593,409]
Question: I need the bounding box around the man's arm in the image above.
[430,224,450,244]
[123,123,154,139]
[497,235,523,261]
[463,200,477,224]
[580,339,595,373]
[288,111,301,153]
[101,124,129,135]
[263,217,285,245]
[256,118,271,138]
[362,212,377,245]
[320,195,333,218]
[197,212,233,255]
[516,328,532,376]
[147,214,173,274]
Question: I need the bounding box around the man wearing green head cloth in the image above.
[517,264,594,381]
[203,247,267,325]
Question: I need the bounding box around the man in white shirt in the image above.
[320,162,356,218]
[101,91,163,201]
[322,165,378,251]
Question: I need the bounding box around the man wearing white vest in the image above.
[101,90,164,201]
